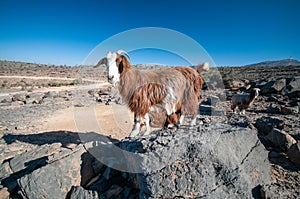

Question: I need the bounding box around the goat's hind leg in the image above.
[130,114,141,137]
[174,115,185,129]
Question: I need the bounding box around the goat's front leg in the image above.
[190,115,197,126]
[175,115,185,128]
[130,114,141,137]
[143,113,151,136]
[231,104,238,114]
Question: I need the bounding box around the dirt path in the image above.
[0,75,102,83]
[0,82,110,97]
[40,104,134,140]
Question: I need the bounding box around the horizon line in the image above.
[0,58,300,68]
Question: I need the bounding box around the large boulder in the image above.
[255,116,284,135]
[119,124,271,198]
[260,78,286,94]
[264,129,296,152]
[281,106,299,115]
[224,79,246,90]
[282,76,300,97]
[17,145,86,199]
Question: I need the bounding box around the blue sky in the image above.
[0,0,299,66]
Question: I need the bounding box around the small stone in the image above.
[106,184,123,198]
[266,103,281,114]
[74,103,84,107]
[67,186,99,199]
[0,187,10,199]
[43,91,53,98]
[206,96,219,105]
[88,90,95,96]
[281,106,299,115]
[202,117,211,124]
[0,126,7,131]
[12,94,26,102]
[96,97,103,103]
[14,125,26,130]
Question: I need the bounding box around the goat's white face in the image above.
[106,51,120,84]
[254,88,260,97]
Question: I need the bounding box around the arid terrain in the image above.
[0,60,299,198]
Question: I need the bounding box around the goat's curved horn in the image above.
[116,49,130,59]
[94,58,107,68]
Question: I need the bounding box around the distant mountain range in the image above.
[245,59,300,67]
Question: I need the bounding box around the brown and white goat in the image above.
[97,50,208,136]
[231,88,260,114]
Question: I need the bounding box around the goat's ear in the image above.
[94,58,107,68]
[118,55,131,74]
[197,62,209,72]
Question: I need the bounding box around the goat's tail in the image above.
[197,62,209,73]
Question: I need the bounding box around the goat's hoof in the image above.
[189,125,197,130]
[129,130,140,137]
[96,97,102,103]
[168,124,180,132]
[142,130,151,136]
[190,121,197,126]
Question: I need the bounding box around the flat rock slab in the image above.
[119,123,271,198]
[18,145,86,199]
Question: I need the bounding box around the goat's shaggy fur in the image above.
[120,67,192,136]
[231,88,260,114]
[150,63,209,127]
[128,83,173,118]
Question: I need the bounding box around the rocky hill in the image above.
[245,59,300,67]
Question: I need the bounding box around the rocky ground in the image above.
[0,61,299,198]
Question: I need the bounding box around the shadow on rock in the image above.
[268,151,300,172]
[67,150,144,199]
[2,131,119,148]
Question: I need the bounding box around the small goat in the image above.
[231,88,260,114]
[97,50,207,136]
